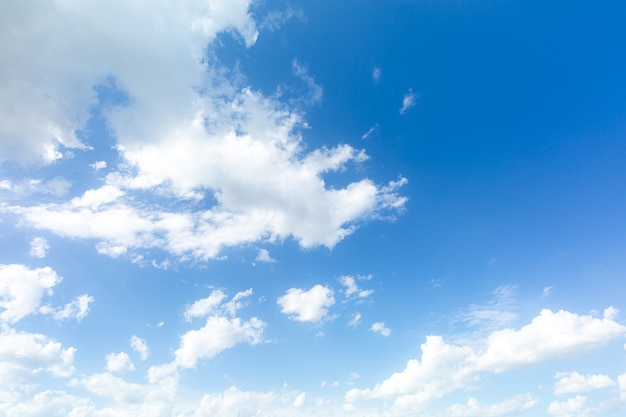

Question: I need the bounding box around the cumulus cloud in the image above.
[2,390,93,417]
[255,248,277,264]
[399,89,417,115]
[0,264,61,323]
[2,0,407,263]
[0,0,258,165]
[0,327,76,379]
[28,236,49,258]
[277,285,335,322]
[345,307,626,414]
[553,371,615,395]
[105,352,135,374]
[130,335,150,361]
[370,322,392,337]
[293,392,307,407]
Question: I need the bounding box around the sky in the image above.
[1,1,626,416]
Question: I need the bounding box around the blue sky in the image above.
[1,1,626,416]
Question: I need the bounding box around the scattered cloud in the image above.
[543,286,554,297]
[345,307,626,414]
[361,123,379,140]
[260,7,305,31]
[372,67,381,83]
[255,248,277,264]
[105,352,135,374]
[278,285,335,322]
[90,160,107,171]
[130,335,150,361]
[339,275,374,300]
[348,312,362,328]
[39,294,94,322]
[29,236,50,258]
[554,371,615,395]
[370,321,392,337]
[399,89,417,115]
[292,60,323,105]
[452,285,517,331]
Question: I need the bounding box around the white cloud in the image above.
[39,294,94,322]
[292,392,306,407]
[130,335,150,361]
[399,89,417,115]
[3,390,93,417]
[189,386,278,417]
[3,1,407,262]
[453,285,517,331]
[255,248,277,264]
[28,237,49,258]
[348,312,362,328]
[372,67,381,83]
[260,7,305,32]
[0,264,61,324]
[0,327,76,379]
[292,60,323,105]
[619,373,626,401]
[277,285,335,322]
[542,286,554,297]
[345,307,626,414]
[0,0,258,165]
[554,371,615,395]
[361,123,379,140]
[90,160,107,171]
[370,322,392,337]
[476,307,626,373]
[105,352,135,374]
[174,315,265,369]
[339,275,374,300]
[443,394,540,417]
[82,372,148,404]
[547,395,588,417]
[184,290,227,321]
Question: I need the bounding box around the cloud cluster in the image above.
[345,307,626,415]
[2,0,407,263]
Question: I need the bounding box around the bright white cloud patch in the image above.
[278,285,335,322]
[105,352,135,374]
[0,264,61,323]
[443,394,540,417]
[1,0,407,263]
[130,335,150,361]
[553,371,615,395]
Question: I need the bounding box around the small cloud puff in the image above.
[370,321,391,337]
[130,335,150,361]
[277,284,335,322]
[372,67,381,83]
[399,89,417,115]
[255,249,276,264]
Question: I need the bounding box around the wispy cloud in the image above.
[399,89,418,115]
[372,67,381,83]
